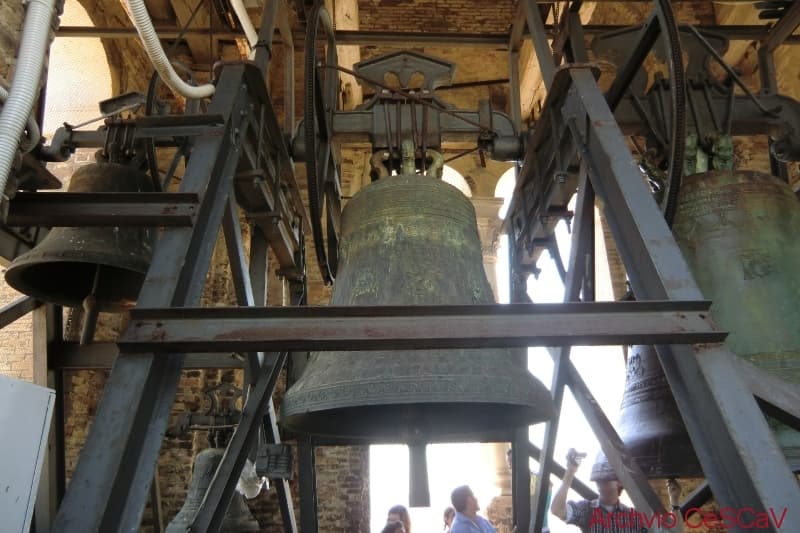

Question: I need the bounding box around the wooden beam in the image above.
[171,0,214,67]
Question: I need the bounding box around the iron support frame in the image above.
[55,25,800,46]
[0,295,41,329]
[563,64,800,531]
[118,301,722,353]
[5,192,198,227]
[761,0,800,53]
[189,352,288,532]
[524,440,597,501]
[33,304,66,533]
[51,63,264,533]
[530,165,594,533]
[298,437,318,533]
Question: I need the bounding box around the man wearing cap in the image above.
[550,449,659,533]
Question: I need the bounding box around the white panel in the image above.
[0,374,55,533]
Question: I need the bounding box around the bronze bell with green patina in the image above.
[280,144,554,503]
[671,169,800,470]
[594,168,800,481]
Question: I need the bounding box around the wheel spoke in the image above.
[303,1,342,284]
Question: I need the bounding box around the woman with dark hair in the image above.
[443,506,456,532]
[386,505,411,533]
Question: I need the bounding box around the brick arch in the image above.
[43,0,115,133]
[68,0,122,95]
[72,0,153,95]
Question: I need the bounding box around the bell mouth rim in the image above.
[279,401,553,444]
[4,259,146,312]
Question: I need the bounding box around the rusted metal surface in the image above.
[119,301,722,353]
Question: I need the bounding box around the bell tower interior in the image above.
[0,1,799,532]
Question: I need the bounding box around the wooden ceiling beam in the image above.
[171,0,214,66]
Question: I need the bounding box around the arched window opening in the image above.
[43,0,113,136]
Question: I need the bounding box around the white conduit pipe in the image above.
[125,0,215,100]
[0,0,57,196]
[230,0,259,53]
[0,84,40,153]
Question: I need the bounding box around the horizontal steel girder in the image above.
[6,192,198,227]
[117,300,725,353]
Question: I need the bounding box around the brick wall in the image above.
[0,0,24,82]
[358,0,516,34]
[0,0,33,384]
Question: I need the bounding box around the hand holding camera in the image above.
[566,448,587,474]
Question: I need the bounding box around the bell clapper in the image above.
[79,265,102,345]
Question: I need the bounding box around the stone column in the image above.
[471,197,514,531]
[471,197,504,298]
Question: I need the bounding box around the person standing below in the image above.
[443,506,456,532]
[507,446,552,532]
[550,449,648,533]
[449,485,497,533]
[386,504,412,533]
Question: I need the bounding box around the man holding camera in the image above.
[550,449,682,533]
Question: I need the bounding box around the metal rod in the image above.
[605,12,660,112]
[56,25,800,45]
[5,192,198,227]
[523,0,556,89]
[263,399,299,533]
[49,342,243,369]
[565,361,666,515]
[531,166,594,533]
[298,438,318,533]
[0,295,40,330]
[685,25,779,118]
[524,441,597,501]
[761,0,800,52]
[222,198,263,380]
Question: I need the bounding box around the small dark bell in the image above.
[166,448,260,533]
[591,345,702,481]
[4,162,155,312]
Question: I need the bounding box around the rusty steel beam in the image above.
[6,192,198,227]
[116,301,724,353]
[56,25,800,45]
[762,0,800,52]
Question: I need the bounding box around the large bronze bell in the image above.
[281,173,554,442]
[5,162,154,312]
[166,448,260,532]
[281,171,554,506]
[672,169,800,470]
[593,169,800,481]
